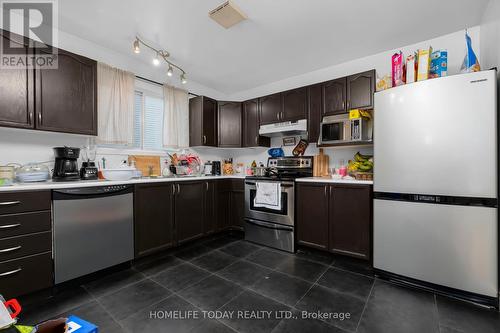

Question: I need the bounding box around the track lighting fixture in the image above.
[133,38,140,53]
[133,36,187,84]
[152,52,160,66]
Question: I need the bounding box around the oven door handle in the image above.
[245,218,293,231]
[245,181,294,188]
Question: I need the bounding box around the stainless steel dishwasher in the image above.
[53,185,134,283]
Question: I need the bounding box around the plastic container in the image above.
[16,163,50,183]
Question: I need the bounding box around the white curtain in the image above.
[96,63,135,145]
[163,84,189,148]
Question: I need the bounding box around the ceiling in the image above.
[58,0,489,95]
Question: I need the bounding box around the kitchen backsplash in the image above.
[0,128,372,173]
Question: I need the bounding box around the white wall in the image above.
[227,26,480,101]
[227,26,481,169]
[0,25,485,172]
[480,0,500,71]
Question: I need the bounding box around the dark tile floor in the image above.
[18,232,500,333]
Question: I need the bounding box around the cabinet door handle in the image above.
[0,201,20,206]
[346,100,350,110]
[342,101,345,109]
[203,135,207,144]
[28,112,33,124]
[38,113,42,125]
[324,186,327,198]
[0,245,21,253]
[0,268,21,277]
[281,111,284,120]
[276,113,280,120]
[205,182,209,192]
[177,184,180,194]
[330,186,332,197]
[172,184,176,195]
[0,224,21,229]
[255,135,258,145]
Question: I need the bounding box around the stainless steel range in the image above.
[244,156,313,253]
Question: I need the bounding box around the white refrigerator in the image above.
[373,70,498,305]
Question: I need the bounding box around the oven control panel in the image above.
[268,157,313,169]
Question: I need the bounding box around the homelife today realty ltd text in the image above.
[150,310,352,321]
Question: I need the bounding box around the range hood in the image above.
[259,119,307,137]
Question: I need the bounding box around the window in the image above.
[133,82,164,150]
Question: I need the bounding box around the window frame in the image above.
[98,79,166,155]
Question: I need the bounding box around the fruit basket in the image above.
[353,172,373,181]
[348,152,374,176]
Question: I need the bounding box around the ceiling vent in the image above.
[209,1,247,29]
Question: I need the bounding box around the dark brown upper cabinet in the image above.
[175,181,206,245]
[189,96,218,147]
[0,31,34,129]
[242,99,270,148]
[0,29,97,135]
[218,101,242,148]
[134,183,175,258]
[307,83,322,144]
[282,87,307,122]
[347,70,375,110]
[35,48,97,135]
[322,77,347,116]
[258,93,282,125]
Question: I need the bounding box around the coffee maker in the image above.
[52,147,80,181]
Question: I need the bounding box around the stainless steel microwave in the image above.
[319,114,371,145]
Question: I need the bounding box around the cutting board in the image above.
[128,155,161,177]
[313,149,329,177]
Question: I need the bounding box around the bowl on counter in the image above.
[101,168,136,181]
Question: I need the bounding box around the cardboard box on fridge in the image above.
[417,47,433,81]
[406,53,417,83]
[391,51,405,86]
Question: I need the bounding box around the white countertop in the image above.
[295,177,373,185]
[0,175,246,192]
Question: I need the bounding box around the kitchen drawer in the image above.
[0,191,51,214]
[0,231,51,262]
[0,251,53,298]
[0,211,51,238]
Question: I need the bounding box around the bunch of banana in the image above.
[348,152,374,173]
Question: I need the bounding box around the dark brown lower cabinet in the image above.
[230,190,245,230]
[204,181,217,235]
[329,185,372,259]
[134,183,175,257]
[216,179,245,231]
[175,181,206,244]
[0,252,53,299]
[296,182,372,260]
[296,183,329,250]
[0,190,53,298]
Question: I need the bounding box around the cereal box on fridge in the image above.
[405,53,417,83]
[417,47,432,81]
[430,50,448,78]
[391,51,404,87]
